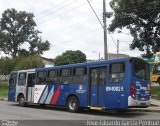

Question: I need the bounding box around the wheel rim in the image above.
[20,97,25,105]
[69,100,76,110]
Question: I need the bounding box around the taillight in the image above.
[130,84,135,99]
[147,84,151,91]
[147,84,151,95]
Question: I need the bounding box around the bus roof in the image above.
[11,69,35,74]
[36,57,144,71]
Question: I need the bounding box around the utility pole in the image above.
[103,0,108,60]
[117,39,119,58]
[98,52,101,60]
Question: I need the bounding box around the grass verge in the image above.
[0,83,8,98]
[151,86,160,100]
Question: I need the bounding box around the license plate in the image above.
[141,97,145,100]
[140,103,146,106]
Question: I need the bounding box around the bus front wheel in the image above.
[18,95,26,107]
[67,96,79,113]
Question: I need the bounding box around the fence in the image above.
[0,75,9,81]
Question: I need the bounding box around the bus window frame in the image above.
[18,72,27,86]
[108,62,126,83]
[47,69,59,84]
[36,70,47,85]
[59,68,72,84]
[90,66,106,86]
[132,59,150,80]
[9,73,17,89]
[72,67,87,84]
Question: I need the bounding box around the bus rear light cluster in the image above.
[147,84,151,91]
[147,84,151,95]
[130,84,135,99]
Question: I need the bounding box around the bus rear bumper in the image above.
[128,96,151,107]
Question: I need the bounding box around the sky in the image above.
[0,0,144,60]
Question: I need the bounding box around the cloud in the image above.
[0,0,143,60]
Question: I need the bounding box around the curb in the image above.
[129,108,160,113]
[0,97,7,101]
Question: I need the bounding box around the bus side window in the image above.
[28,74,35,87]
[18,73,26,85]
[91,67,106,86]
[91,69,98,86]
[98,67,106,85]
[72,67,87,84]
[59,68,71,84]
[37,71,47,85]
[9,73,17,89]
[48,70,58,84]
[109,63,125,82]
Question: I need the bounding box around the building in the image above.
[41,57,55,67]
[108,53,130,59]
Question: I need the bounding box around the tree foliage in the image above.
[109,0,160,54]
[14,55,44,70]
[0,8,50,57]
[54,50,87,66]
[0,56,44,74]
[0,57,15,75]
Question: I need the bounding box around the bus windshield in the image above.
[132,58,150,80]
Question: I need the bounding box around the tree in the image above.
[14,55,45,70]
[109,0,160,54]
[0,56,45,74]
[0,8,50,57]
[0,57,15,75]
[54,50,87,66]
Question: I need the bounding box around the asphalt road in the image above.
[0,101,160,126]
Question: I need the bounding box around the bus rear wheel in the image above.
[18,95,26,107]
[67,96,79,113]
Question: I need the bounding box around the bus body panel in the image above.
[8,57,151,110]
[8,69,35,102]
[8,72,17,101]
[8,87,16,101]
[105,61,129,109]
[32,83,88,107]
[57,84,88,107]
[88,65,107,108]
[128,58,151,107]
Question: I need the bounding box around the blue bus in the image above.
[8,57,151,112]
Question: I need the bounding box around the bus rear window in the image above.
[132,58,150,80]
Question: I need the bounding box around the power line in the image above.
[35,0,79,21]
[37,1,89,26]
[42,13,102,38]
[35,0,70,17]
[86,0,117,50]
[52,27,102,46]
[109,33,117,47]
[86,0,104,29]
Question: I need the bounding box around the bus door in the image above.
[27,73,35,102]
[16,72,27,101]
[89,66,107,107]
[34,70,47,104]
[106,62,126,109]
[8,72,17,101]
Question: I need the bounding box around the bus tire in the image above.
[67,96,79,113]
[18,95,26,107]
[158,78,160,85]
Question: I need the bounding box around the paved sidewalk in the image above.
[130,106,160,113]
[151,99,160,106]
[0,97,7,101]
